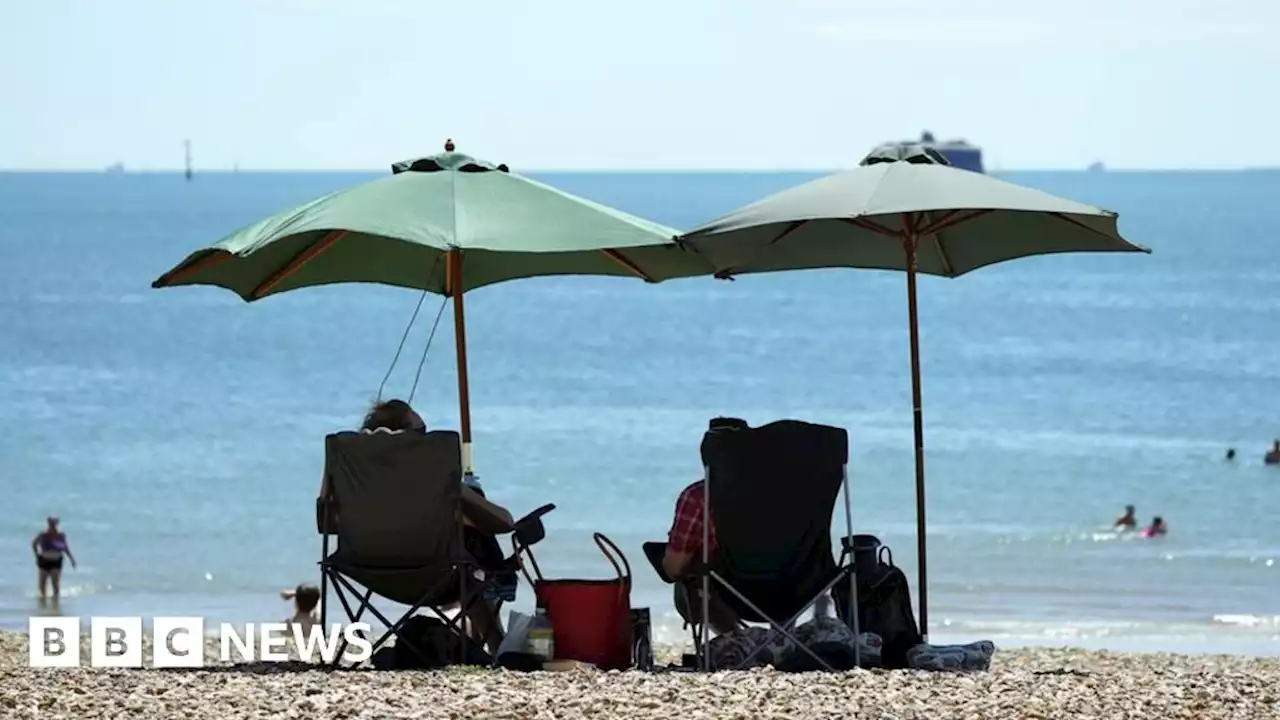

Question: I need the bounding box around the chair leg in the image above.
[689,621,704,669]
[323,571,373,669]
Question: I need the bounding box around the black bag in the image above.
[833,545,922,669]
[858,566,922,669]
[393,615,491,669]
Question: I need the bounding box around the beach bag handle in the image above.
[517,533,631,589]
[593,532,631,584]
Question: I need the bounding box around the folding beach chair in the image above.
[654,419,860,671]
[316,429,551,668]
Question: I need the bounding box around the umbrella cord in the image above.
[408,296,448,404]
[375,290,429,402]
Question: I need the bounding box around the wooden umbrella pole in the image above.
[447,249,474,475]
[903,223,929,642]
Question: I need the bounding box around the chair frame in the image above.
[317,490,555,669]
[317,484,495,668]
[321,556,490,668]
[694,460,861,672]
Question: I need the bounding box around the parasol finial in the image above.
[444,138,455,152]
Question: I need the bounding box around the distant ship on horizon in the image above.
[877,131,985,173]
[104,162,125,174]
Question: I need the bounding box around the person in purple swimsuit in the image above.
[31,516,76,605]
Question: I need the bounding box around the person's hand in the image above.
[280,590,295,601]
[70,559,77,570]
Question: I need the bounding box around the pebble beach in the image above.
[2,631,1277,719]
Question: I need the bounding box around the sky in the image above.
[2,0,1277,171]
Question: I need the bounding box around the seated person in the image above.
[662,417,751,636]
[326,398,518,653]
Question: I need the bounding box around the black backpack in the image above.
[834,548,923,669]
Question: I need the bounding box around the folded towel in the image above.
[906,641,995,671]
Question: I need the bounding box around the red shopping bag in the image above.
[533,533,633,670]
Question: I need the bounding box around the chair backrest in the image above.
[323,429,463,567]
[701,419,848,590]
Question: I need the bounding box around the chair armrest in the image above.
[517,503,556,525]
[513,504,556,547]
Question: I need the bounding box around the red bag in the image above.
[532,533,632,670]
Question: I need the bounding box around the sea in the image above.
[1,168,1278,657]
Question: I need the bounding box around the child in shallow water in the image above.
[280,583,321,633]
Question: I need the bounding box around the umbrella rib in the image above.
[1048,211,1146,249]
[600,248,654,283]
[843,217,902,239]
[918,209,991,236]
[152,249,232,287]
[917,210,957,234]
[929,233,955,277]
[710,221,808,279]
[769,220,807,245]
[249,229,349,299]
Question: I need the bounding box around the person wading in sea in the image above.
[32,516,77,605]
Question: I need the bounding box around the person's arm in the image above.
[663,486,700,580]
[280,588,297,601]
[31,535,40,558]
[460,486,514,528]
[663,547,695,581]
[63,542,76,569]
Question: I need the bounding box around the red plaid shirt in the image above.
[668,480,715,555]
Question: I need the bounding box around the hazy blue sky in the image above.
[3,1,1277,170]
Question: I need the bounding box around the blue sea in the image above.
[1,169,1278,656]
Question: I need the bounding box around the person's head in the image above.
[361,399,425,433]
[46,516,59,531]
[1227,448,1236,460]
[1153,516,1164,527]
[1123,505,1134,516]
[1273,439,1279,451]
[293,583,321,613]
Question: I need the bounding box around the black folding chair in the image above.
[316,429,552,667]
[669,419,860,670]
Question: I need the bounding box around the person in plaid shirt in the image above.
[662,418,748,635]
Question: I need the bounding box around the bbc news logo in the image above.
[29,617,373,667]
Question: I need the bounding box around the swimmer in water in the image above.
[1265,440,1280,466]
[31,516,76,605]
[1142,516,1168,537]
[1226,448,1236,461]
[1114,505,1137,531]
